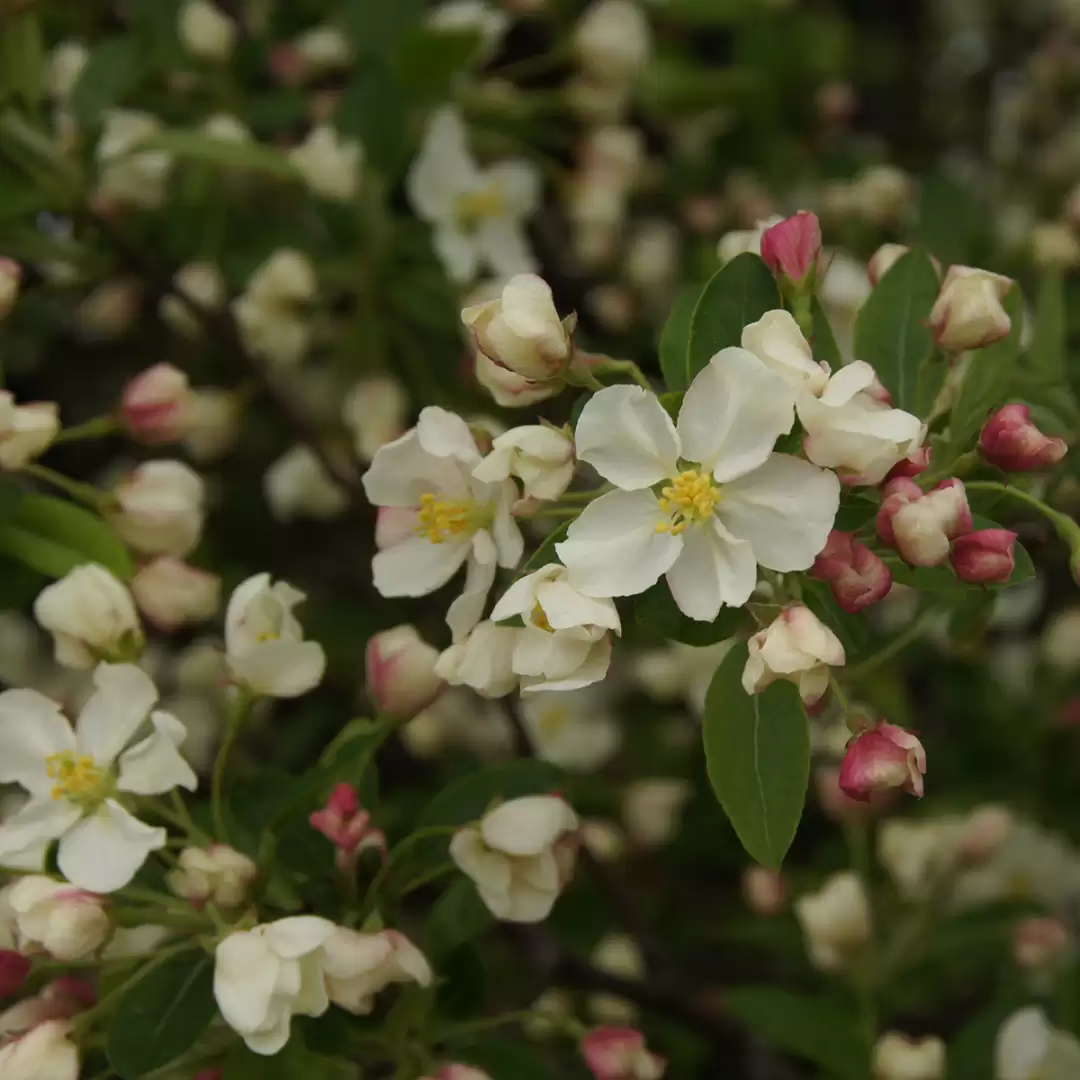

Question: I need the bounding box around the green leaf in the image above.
[947,286,1025,455]
[703,643,809,870]
[417,760,563,833]
[636,580,747,646]
[338,66,408,177]
[687,253,779,383]
[0,495,135,581]
[463,1041,560,1080]
[224,1032,322,1079]
[852,249,940,413]
[132,130,303,180]
[723,987,871,1080]
[343,0,427,54]
[424,879,493,962]
[106,951,215,1078]
[69,37,146,128]
[801,579,871,656]
[917,173,987,266]
[659,284,702,392]
[810,295,842,369]
[1028,270,1065,383]
[394,29,485,103]
[0,11,46,107]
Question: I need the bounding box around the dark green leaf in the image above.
[703,643,810,870]
[417,760,563,833]
[833,490,879,532]
[425,879,493,962]
[134,130,303,180]
[394,29,484,103]
[106,951,215,1078]
[1,11,46,108]
[636,580,747,645]
[1028,270,1066,384]
[687,254,779,382]
[810,295,842,370]
[224,1033,321,1080]
[801,579,871,655]
[69,37,145,128]
[338,66,408,177]
[462,1040,561,1080]
[724,987,871,1080]
[343,0,427,54]
[0,495,135,581]
[852,249,940,413]
[659,284,702,392]
[917,173,987,266]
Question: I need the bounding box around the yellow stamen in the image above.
[455,183,506,228]
[256,631,280,642]
[655,469,722,535]
[46,752,105,803]
[532,603,553,633]
[416,492,476,544]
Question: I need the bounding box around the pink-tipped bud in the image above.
[950,529,1017,584]
[886,446,932,480]
[0,258,22,319]
[959,805,1014,864]
[814,765,894,821]
[979,404,1068,472]
[878,478,971,567]
[0,951,30,998]
[742,866,788,916]
[582,1027,666,1080]
[41,978,97,1010]
[929,265,1013,353]
[310,783,387,871]
[812,530,893,613]
[760,211,822,285]
[1013,917,1071,971]
[365,625,444,718]
[839,722,926,801]
[121,363,193,444]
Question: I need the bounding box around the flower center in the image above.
[456,183,505,229]
[532,603,554,633]
[46,752,106,804]
[416,492,481,544]
[656,469,722,535]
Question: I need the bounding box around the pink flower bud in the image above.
[839,722,926,801]
[760,211,822,284]
[979,404,1068,472]
[959,805,1013,864]
[582,1027,666,1080]
[1013,916,1071,971]
[41,978,96,1010]
[366,625,444,718]
[0,258,22,319]
[0,951,30,998]
[885,446,932,480]
[815,766,894,821]
[812,530,893,613]
[929,265,1013,353]
[121,363,193,444]
[950,529,1017,584]
[877,478,971,567]
[310,784,387,871]
[742,866,788,916]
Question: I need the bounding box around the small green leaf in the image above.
[394,29,485,102]
[424,879,493,962]
[0,495,135,581]
[852,249,940,413]
[224,1032,322,1079]
[69,37,146,128]
[132,130,303,180]
[0,11,46,108]
[636,580,747,646]
[343,0,427,54]
[724,987,871,1080]
[687,254,779,382]
[703,643,809,870]
[462,1041,561,1080]
[338,66,408,177]
[106,950,215,1078]
[659,284,702,392]
[1028,270,1065,384]
[810,295,842,369]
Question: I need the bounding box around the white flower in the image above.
[343,375,409,462]
[878,818,962,901]
[202,112,251,142]
[289,125,363,202]
[794,871,872,971]
[621,778,691,849]
[34,565,143,670]
[929,266,1014,353]
[473,426,575,506]
[178,0,236,61]
[5,876,110,960]
[574,0,652,84]
[743,605,846,706]
[873,1033,946,1080]
[557,350,840,621]
[131,558,220,633]
[428,1,510,58]
[362,407,524,642]
[264,445,348,521]
[322,928,433,1015]
[0,1020,79,1079]
[435,620,520,698]
[450,795,579,922]
[292,25,352,74]
[996,1008,1080,1080]
[48,42,89,100]
[213,916,335,1055]
[408,107,540,282]
[716,215,782,264]
[521,686,621,770]
[159,261,226,337]
[0,392,59,470]
[1043,608,1080,674]
[741,310,830,395]
[588,933,645,1024]
[491,564,619,692]
[635,640,735,718]
[166,845,257,908]
[110,460,206,558]
[76,279,141,341]
[476,351,564,408]
[183,388,241,462]
[0,663,197,892]
[232,249,316,367]
[96,110,171,209]
[225,573,326,698]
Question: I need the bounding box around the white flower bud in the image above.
[289,125,363,202]
[342,375,409,461]
[852,165,912,225]
[0,392,59,470]
[121,364,193,444]
[34,565,143,670]
[0,1019,79,1079]
[366,625,444,718]
[48,42,89,100]
[76,279,142,340]
[1032,221,1080,270]
[873,1033,946,1080]
[929,265,1014,353]
[233,249,316,367]
[794,871,871,971]
[131,557,221,632]
[621,777,691,850]
[589,933,644,1024]
[159,261,226,337]
[6,876,110,961]
[743,605,845,706]
[178,0,237,62]
[166,845,256,908]
[264,445,348,522]
[473,426,575,502]
[183,388,241,463]
[574,0,651,84]
[110,461,206,558]
[96,110,172,209]
[293,25,352,74]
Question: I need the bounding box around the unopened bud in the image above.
[121,363,193,444]
[812,530,892,613]
[929,266,1013,353]
[979,404,1068,472]
[950,529,1017,585]
[0,951,30,998]
[366,625,444,718]
[1013,916,1071,972]
[760,211,822,286]
[742,866,788,916]
[0,258,22,318]
[839,722,926,802]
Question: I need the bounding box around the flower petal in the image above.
[995,1007,1051,1080]
[446,544,497,644]
[0,798,80,867]
[818,360,876,406]
[678,347,795,481]
[574,385,679,490]
[490,486,525,567]
[406,106,479,223]
[229,639,326,699]
[75,663,159,765]
[477,218,538,280]
[481,794,578,856]
[373,534,472,598]
[536,579,621,632]
[557,490,682,598]
[484,160,541,217]
[57,800,165,892]
[665,521,757,621]
[214,930,281,1037]
[117,710,198,795]
[416,406,481,466]
[718,454,840,571]
[0,689,75,795]
[362,428,470,507]
[264,915,336,959]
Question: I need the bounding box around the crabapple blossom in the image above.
[740,309,829,394]
[131,558,221,632]
[159,261,226,337]
[621,778,691,850]
[289,125,363,202]
[232,249,316,367]
[491,564,620,692]
[558,350,839,621]
[760,211,821,285]
[472,425,575,503]
[435,620,520,697]
[950,529,1017,584]
[322,928,433,1014]
[812,530,893,613]
[96,109,172,209]
[742,866,789,916]
[743,605,845,707]
[979,404,1068,472]
[582,1027,666,1080]
[183,388,241,462]
[48,44,88,101]
[929,266,1014,352]
[121,363,192,444]
[0,392,59,470]
[589,935,645,1024]
[878,478,972,567]
[1013,917,1072,972]
[363,407,523,641]
[0,1019,79,1079]
[213,916,335,1055]
[794,871,872,971]
[343,375,409,462]
[309,784,387,870]
[574,0,652,84]
[225,573,326,698]
[366,625,444,717]
[450,795,579,922]
[178,0,236,61]
[995,1007,1080,1080]
[839,722,927,801]
[429,0,510,55]
[166,845,257,908]
[520,686,622,770]
[872,1033,946,1080]
[0,663,196,892]
[34,565,143,670]
[4,877,110,960]
[109,460,206,558]
[408,107,540,282]
[264,445,348,521]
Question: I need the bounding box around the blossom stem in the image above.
[965,480,1080,546]
[844,608,939,682]
[21,462,110,509]
[593,357,652,389]
[358,826,459,919]
[53,415,120,443]
[211,690,254,843]
[432,1009,585,1044]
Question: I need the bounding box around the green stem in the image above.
[396,862,456,898]
[593,358,652,390]
[53,415,120,443]
[359,826,459,918]
[966,480,1080,546]
[844,608,939,682]
[432,1009,585,1044]
[21,463,110,510]
[212,691,253,843]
